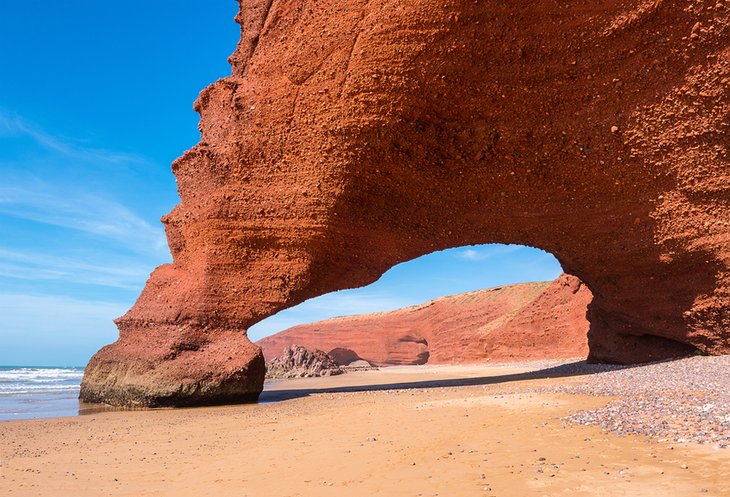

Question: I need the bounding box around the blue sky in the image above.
[0,2,562,366]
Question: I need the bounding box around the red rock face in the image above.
[257,275,591,366]
[82,0,729,406]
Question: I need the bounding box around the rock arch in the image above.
[80,0,730,407]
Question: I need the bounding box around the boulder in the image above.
[265,345,344,379]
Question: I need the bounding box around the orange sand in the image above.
[1,364,727,496]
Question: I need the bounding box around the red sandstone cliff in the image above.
[257,275,591,366]
[81,0,730,407]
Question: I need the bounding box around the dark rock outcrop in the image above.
[265,345,343,379]
[82,0,730,406]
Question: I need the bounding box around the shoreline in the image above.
[0,358,587,422]
[1,359,728,496]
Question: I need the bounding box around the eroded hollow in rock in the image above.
[81,0,729,407]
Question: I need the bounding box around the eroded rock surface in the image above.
[265,345,343,379]
[82,0,730,406]
[258,275,591,366]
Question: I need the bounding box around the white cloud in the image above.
[456,244,523,261]
[0,293,127,333]
[0,110,168,257]
[247,290,412,342]
[0,110,144,165]
[303,291,410,315]
[246,315,308,342]
[0,110,169,293]
[459,248,486,261]
[0,292,126,366]
[0,248,153,290]
[0,183,168,257]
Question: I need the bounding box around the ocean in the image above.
[0,366,85,420]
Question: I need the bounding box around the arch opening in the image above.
[251,243,593,371]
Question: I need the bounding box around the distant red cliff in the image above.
[257,274,591,366]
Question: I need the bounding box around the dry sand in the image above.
[0,362,727,497]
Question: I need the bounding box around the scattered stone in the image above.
[690,22,702,39]
[342,360,379,372]
[534,356,730,448]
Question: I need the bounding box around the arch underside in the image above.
[80,0,729,407]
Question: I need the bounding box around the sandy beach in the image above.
[1,361,727,497]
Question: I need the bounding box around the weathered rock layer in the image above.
[265,345,344,379]
[258,276,591,366]
[82,0,730,406]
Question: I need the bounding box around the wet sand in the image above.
[0,362,727,496]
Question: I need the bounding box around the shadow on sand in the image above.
[259,359,642,403]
